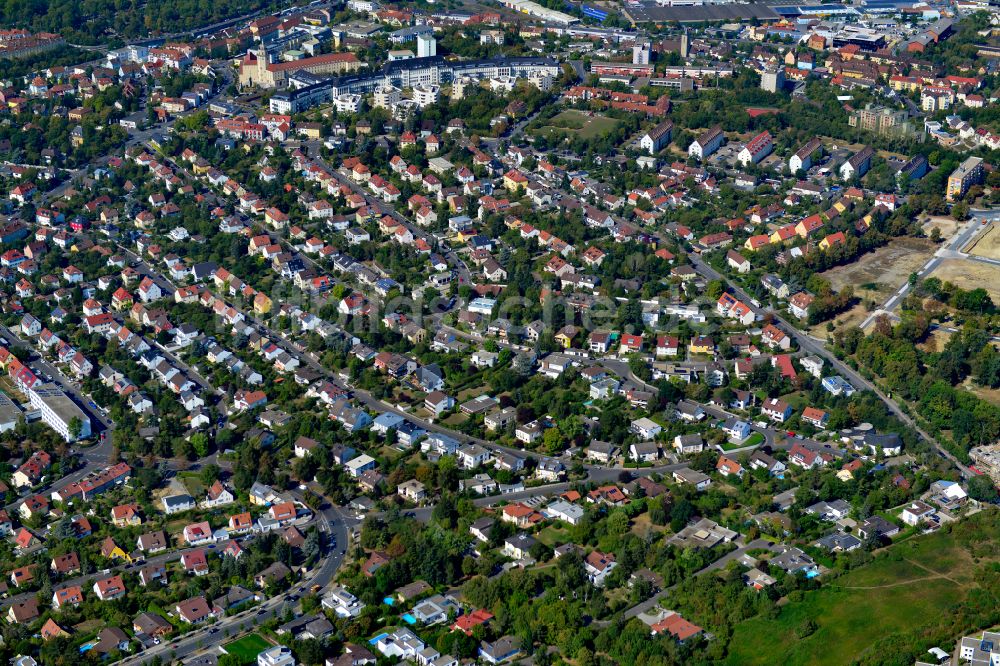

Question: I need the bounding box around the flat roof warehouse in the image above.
[500,0,579,24]
[624,2,781,23]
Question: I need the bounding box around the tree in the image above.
[181,110,210,132]
[706,280,725,301]
[967,475,999,503]
[607,509,630,534]
[529,540,553,562]
[438,455,459,491]
[670,498,695,532]
[190,432,210,458]
[796,618,817,638]
[512,353,534,376]
[303,528,322,563]
[199,464,220,487]
[542,427,563,453]
[292,639,324,665]
[433,493,458,528]
[50,516,76,540]
[68,416,83,440]
[972,344,1000,388]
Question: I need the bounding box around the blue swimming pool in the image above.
[402,613,417,625]
[805,568,820,579]
[383,596,395,606]
[369,632,389,645]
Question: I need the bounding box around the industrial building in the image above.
[28,383,91,442]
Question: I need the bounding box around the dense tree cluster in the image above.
[837,320,1000,454]
[0,0,291,44]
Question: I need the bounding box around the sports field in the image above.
[224,633,272,661]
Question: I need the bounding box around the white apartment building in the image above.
[29,383,91,442]
[413,84,440,108]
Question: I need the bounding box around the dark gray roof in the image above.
[626,2,779,22]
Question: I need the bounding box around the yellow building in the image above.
[253,293,273,315]
[947,156,984,202]
[689,337,714,355]
[503,170,527,193]
[769,225,796,244]
[555,326,578,349]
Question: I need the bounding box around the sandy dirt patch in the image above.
[928,259,1000,302]
[965,224,1000,260]
[819,237,937,301]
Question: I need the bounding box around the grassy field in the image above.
[723,511,999,666]
[810,302,869,341]
[532,109,619,141]
[178,472,206,498]
[923,215,960,241]
[224,633,273,661]
[918,327,952,353]
[536,525,571,547]
[929,258,1000,302]
[962,377,1000,407]
[630,512,668,537]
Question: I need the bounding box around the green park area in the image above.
[723,510,1000,666]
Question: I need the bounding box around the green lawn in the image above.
[178,472,206,498]
[536,525,570,547]
[531,109,619,140]
[725,578,960,666]
[779,392,809,411]
[721,432,764,450]
[224,633,273,661]
[723,512,998,666]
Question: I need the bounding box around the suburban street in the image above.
[0,2,989,664]
[682,249,975,476]
[116,498,346,666]
[621,538,782,620]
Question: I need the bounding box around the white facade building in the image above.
[413,84,440,108]
[28,383,91,442]
[416,34,436,58]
